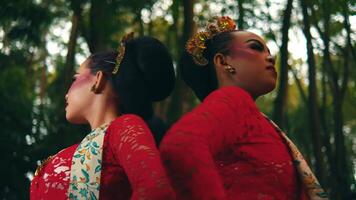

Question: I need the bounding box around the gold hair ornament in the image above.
[186,16,237,66]
[112,32,135,74]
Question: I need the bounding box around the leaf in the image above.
[90,191,98,200]
[91,147,98,155]
[95,165,101,173]
[92,141,99,148]
[73,154,81,158]
[79,188,88,198]
[81,169,89,183]
[80,156,85,164]
[71,184,78,191]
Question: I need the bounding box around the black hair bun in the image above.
[133,36,175,101]
[88,36,175,119]
[180,51,217,101]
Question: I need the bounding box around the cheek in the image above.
[68,75,92,94]
[229,47,257,60]
[229,48,266,77]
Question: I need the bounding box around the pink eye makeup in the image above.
[68,71,92,93]
[229,38,271,59]
[229,46,257,59]
[249,42,264,52]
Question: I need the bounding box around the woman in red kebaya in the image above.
[160,16,328,200]
[30,34,175,200]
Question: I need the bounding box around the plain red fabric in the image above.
[160,86,305,200]
[30,114,175,200]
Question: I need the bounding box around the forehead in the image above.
[230,31,266,45]
[77,59,91,74]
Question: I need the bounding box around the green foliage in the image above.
[0,66,33,199]
[0,0,355,199]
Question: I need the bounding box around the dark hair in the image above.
[181,30,237,101]
[86,36,175,144]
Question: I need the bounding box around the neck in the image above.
[86,97,119,130]
[217,77,258,101]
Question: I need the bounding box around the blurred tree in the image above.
[166,0,196,124]
[309,0,354,198]
[300,0,328,186]
[0,0,355,199]
[272,0,293,129]
[0,0,57,198]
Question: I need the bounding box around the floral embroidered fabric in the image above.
[30,114,174,200]
[160,86,326,200]
[68,123,109,199]
[262,114,328,199]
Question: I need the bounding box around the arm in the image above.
[160,108,226,199]
[160,122,227,200]
[109,115,175,200]
[160,86,256,200]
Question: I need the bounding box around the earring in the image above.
[91,85,99,94]
[224,65,236,74]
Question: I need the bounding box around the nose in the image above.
[267,54,276,66]
[65,94,68,102]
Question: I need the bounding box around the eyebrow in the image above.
[245,39,263,44]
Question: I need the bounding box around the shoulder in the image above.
[204,86,254,106]
[179,86,255,125]
[54,143,79,158]
[106,114,151,142]
[108,114,148,131]
[162,87,257,141]
[163,101,216,142]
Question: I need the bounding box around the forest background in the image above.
[0,0,355,199]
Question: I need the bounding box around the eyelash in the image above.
[250,43,264,52]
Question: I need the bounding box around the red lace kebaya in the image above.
[31,114,175,200]
[160,86,309,200]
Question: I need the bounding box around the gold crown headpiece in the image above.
[112,32,135,74]
[185,16,237,66]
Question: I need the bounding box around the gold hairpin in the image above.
[112,32,135,74]
[186,16,237,66]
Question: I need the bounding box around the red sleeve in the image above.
[160,86,255,200]
[108,114,175,200]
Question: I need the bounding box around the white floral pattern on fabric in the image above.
[261,113,329,200]
[68,123,109,200]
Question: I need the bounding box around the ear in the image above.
[93,71,106,93]
[213,53,228,71]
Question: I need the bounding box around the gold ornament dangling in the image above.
[224,65,236,74]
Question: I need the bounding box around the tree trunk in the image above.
[64,1,82,88]
[237,0,245,30]
[334,18,351,198]
[88,0,110,53]
[316,1,339,198]
[152,0,179,122]
[299,0,327,186]
[135,10,144,36]
[272,0,293,128]
[314,1,352,198]
[166,0,195,124]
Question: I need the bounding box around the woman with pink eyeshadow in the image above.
[30,35,175,200]
[160,16,327,200]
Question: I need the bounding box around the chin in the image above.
[65,112,87,124]
[266,84,277,94]
[259,82,276,96]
